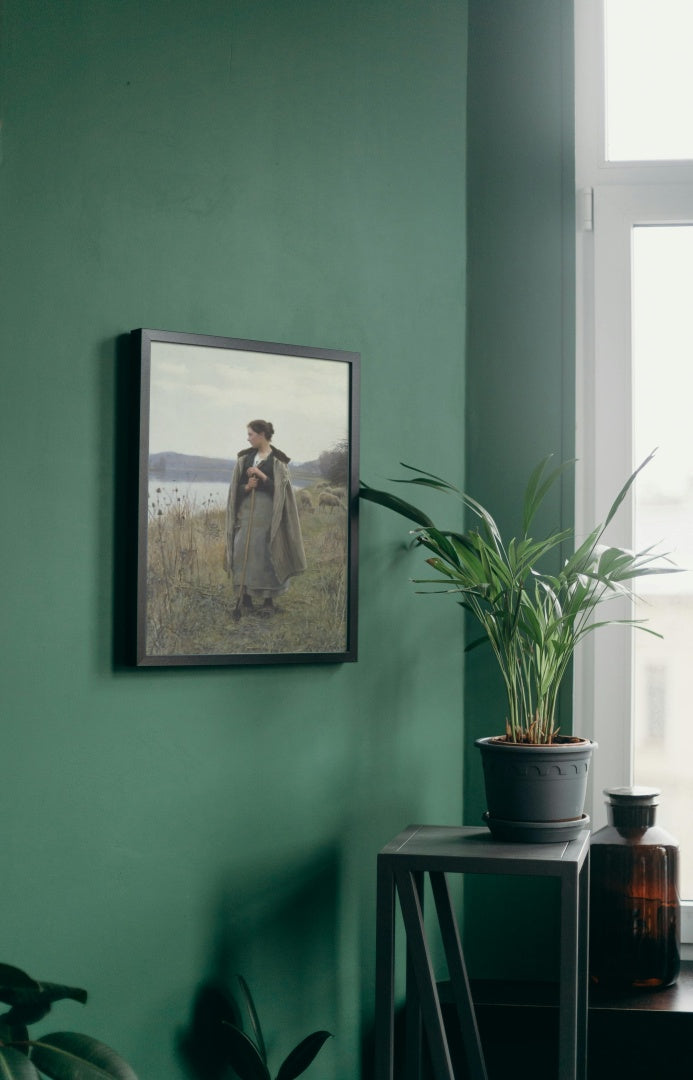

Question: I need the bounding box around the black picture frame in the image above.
[133,328,359,666]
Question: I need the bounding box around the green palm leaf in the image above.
[398,463,460,489]
[359,483,434,528]
[361,451,679,742]
[603,450,656,530]
[521,456,574,535]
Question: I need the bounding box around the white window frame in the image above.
[575,0,693,947]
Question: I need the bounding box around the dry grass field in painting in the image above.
[145,484,349,657]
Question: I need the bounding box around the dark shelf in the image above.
[434,963,693,1080]
[589,959,693,1013]
[460,959,693,1014]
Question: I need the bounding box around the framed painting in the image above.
[133,328,359,666]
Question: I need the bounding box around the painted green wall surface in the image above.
[464,0,576,979]
[0,2,466,1079]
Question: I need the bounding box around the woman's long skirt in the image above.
[233,490,288,598]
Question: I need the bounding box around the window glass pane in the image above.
[605,0,693,161]
[632,225,693,896]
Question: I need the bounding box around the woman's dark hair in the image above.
[247,419,274,441]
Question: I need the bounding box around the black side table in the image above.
[374,825,590,1080]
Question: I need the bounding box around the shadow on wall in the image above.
[178,845,340,1080]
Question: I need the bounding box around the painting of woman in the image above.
[226,419,307,617]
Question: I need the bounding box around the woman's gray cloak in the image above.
[225,447,307,586]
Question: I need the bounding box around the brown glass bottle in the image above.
[589,787,680,990]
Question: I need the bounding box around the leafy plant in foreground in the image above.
[361,451,680,743]
[0,963,137,1080]
[216,975,330,1080]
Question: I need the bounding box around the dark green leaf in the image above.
[219,1026,270,1080]
[0,968,39,993]
[177,978,244,1079]
[463,635,489,654]
[359,484,434,528]
[459,494,503,547]
[0,1047,42,1080]
[0,969,87,1028]
[424,557,457,580]
[518,601,544,646]
[515,530,573,572]
[395,476,453,492]
[425,528,462,566]
[275,1032,332,1080]
[29,1034,136,1080]
[235,976,266,1064]
[398,463,460,489]
[447,539,484,579]
[0,1023,29,1049]
[414,533,454,564]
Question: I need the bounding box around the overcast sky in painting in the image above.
[148,341,351,463]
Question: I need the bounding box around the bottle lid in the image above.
[603,786,660,805]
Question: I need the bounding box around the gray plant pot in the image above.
[475,736,597,843]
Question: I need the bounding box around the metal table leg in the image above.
[577,852,590,1080]
[374,854,396,1080]
[429,872,487,1080]
[395,868,455,1080]
[559,868,580,1079]
[405,871,424,1080]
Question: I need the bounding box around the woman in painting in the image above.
[226,419,307,616]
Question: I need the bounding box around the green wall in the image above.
[464,0,576,978]
[0,0,578,1066]
[0,3,466,1079]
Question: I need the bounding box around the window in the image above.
[575,0,693,945]
[641,663,667,744]
[604,0,693,162]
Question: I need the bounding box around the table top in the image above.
[379,824,591,876]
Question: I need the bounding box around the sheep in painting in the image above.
[296,488,314,513]
[319,491,343,511]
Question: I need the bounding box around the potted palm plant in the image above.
[361,452,678,842]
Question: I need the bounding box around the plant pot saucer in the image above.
[482,810,590,844]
